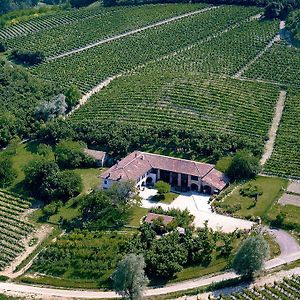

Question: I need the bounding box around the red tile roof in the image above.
[84,149,106,161]
[144,213,175,226]
[100,151,214,182]
[202,168,229,191]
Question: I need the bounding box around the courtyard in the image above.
[139,187,254,233]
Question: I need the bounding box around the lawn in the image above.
[218,176,288,220]
[127,205,149,227]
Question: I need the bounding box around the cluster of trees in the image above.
[0,156,17,188]
[24,158,82,201]
[63,181,140,229]
[0,0,38,15]
[113,233,269,299]
[10,49,45,65]
[36,119,262,161]
[0,64,81,148]
[125,222,237,279]
[286,8,300,41]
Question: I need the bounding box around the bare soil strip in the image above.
[234,33,280,79]
[47,6,219,61]
[260,90,286,166]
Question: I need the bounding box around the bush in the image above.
[65,85,81,109]
[10,49,45,65]
[0,42,7,52]
[155,181,171,195]
[240,184,263,198]
[0,157,17,188]
[226,150,260,181]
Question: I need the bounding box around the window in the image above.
[191,175,198,181]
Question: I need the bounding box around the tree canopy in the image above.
[113,254,149,300]
[232,234,270,279]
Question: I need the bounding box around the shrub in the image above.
[10,49,45,65]
[155,180,171,195]
[0,157,17,188]
[240,184,263,198]
[0,42,7,52]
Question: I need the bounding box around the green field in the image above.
[70,72,279,144]
[5,4,208,57]
[29,5,261,92]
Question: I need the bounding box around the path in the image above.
[47,6,219,61]
[183,266,300,299]
[65,13,261,117]
[65,75,121,117]
[233,33,280,79]
[0,225,53,279]
[1,229,299,299]
[260,90,286,165]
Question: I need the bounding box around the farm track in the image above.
[0,230,299,299]
[47,6,219,61]
[260,90,286,166]
[66,13,262,117]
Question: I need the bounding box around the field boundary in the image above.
[260,90,286,166]
[47,6,219,61]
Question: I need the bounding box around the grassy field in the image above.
[216,176,288,220]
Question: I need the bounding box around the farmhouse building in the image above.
[84,148,107,167]
[100,151,228,194]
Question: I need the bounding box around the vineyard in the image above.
[214,274,300,299]
[4,4,208,57]
[0,190,34,271]
[143,19,279,77]
[244,42,300,86]
[70,72,279,142]
[29,230,130,287]
[264,89,300,177]
[30,5,261,92]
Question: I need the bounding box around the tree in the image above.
[155,181,171,195]
[65,85,81,109]
[35,94,67,121]
[10,49,45,65]
[226,150,260,181]
[232,234,269,279]
[54,139,93,169]
[0,157,17,188]
[113,254,149,300]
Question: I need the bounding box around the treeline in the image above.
[286,9,300,41]
[0,0,38,15]
[36,119,263,161]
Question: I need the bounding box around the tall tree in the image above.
[232,234,269,279]
[113,254,149,300]
[0,157,17,188]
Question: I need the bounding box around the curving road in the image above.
[0,229,300,299]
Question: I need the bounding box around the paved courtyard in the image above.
[287,181,300,195]
[139,188,254,233]
[279,193,300,207]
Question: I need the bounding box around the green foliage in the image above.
[264,0,299,19]
[239,184,263,198]
[155,181,171,195]
[0,43,7,52]
[42,200,63,219]
[226,150,260,181]
[232,234,270,278]
[65,85,81,109]
[0,63,58,148]
[54,139,93,169]
[35,94,67,121]
[36,143,53,157]
[10,49,45,65]
[112,254,149,300]
[29,230,130,283]
[0,0,38,15]
[286,9,300,41]
[0,157,17,188]
[24,158,82,201]
[70,0,97,8]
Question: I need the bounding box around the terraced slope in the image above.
[0,190,33,271]
[0,5,117,40]
[264,89,300,177]
[4,3,208,57]
[30,5,261,92]
[144,19,279,77]
[243,42,300,86]
[70,72,279,143]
